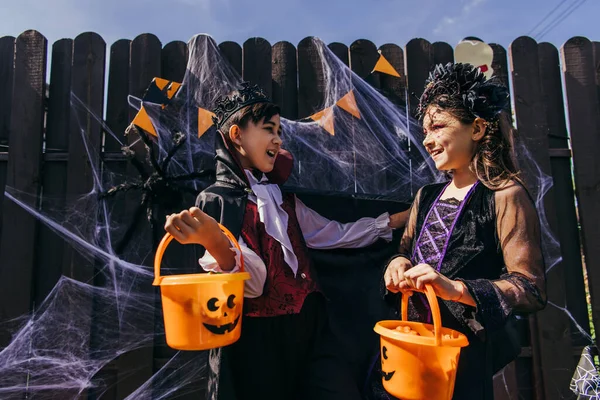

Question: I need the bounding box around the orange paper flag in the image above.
[372,53,401,77]
[309,106,335,136]
[153,78,182,99]
[198,108,216,138]
[336,90,361,119]
[131,106,158,137]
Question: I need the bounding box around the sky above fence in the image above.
[1,0,597,49]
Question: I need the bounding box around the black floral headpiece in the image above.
[212,82,271,129]
[416,62,509,121]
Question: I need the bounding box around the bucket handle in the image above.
[153,223,245,286]
[401,284,442,346]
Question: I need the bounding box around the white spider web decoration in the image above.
[571,345,600,399]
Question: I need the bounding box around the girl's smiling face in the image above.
[422,106,483,172]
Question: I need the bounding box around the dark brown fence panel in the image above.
[35,38,73,308]
[404,38,434,116]
[272,41,298,120]
[0,35,15,238]
[0,31,47,396]
[162,41,188,83]
[490,40,519,400]
[116,32,163,399]
[432,41,453,65]
[563,37,600,353]
[379,43,406,107]
[243,37,272,97]
[105,39,131,152]
[298,37,326,119]
[350,39,380,89]
[349,39,386,192]
[539,42,590,343]
[511,35,575,400]
[489,43,512,118]
[219,41,242,76]
[297,36,335,186]
[328,42,349,66]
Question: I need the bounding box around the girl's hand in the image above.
[388,209,410,230]
[164,207,223,248]
[384,256,413,293]
[402,263,466,302]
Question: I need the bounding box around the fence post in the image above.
[562,36,600,354]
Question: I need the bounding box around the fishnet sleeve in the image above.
[461,182,547,332]
[396,187,423,258]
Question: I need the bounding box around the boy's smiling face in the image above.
[229,114,283,173]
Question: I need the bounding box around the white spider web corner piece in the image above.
[571,346,600,399]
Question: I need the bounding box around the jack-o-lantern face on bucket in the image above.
[202,294,240,335]
[381,345,396,381]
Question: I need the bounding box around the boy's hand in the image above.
[384,256,413,293]
[164,207,223,248]
[388,209,410,230]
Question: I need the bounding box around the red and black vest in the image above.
[240,193,319,317]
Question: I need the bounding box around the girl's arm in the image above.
[460,182,547,330]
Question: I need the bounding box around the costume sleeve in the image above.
[395,187,422,260]
[198,236,267,299]
[294,196,392,249]
[460,183,547,332]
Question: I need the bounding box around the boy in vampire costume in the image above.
[165,82,409,399]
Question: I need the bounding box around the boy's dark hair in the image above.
[212,82,281,135]
[218,102,281,136]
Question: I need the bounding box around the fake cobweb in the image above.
[0,34,588,399]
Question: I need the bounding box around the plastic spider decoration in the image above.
[100,124,214,253]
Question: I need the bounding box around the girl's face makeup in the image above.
[422,106,478,172]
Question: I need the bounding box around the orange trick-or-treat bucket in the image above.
[374,284,469,400]
[153,224,250,351]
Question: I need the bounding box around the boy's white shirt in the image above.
[199,170,393,298]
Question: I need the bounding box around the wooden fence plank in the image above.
[350,39,380,89]
[0,33,47,393]
[510,35,575,400]
[328,42,349,66]
[243,37,272,97]
[379,43,406,107]
[349,39,385,193]
[539,42,590,344]
[562,36,600,354]
[0,35,15,241]
[35,38,73,307]
[593,42,600,106]
[489,43,512,118]
[432,41,453,65]
[297,36,337,188]
[115,32,163,400]
[162,40,188,83]
[404,38,434,117]
[272,41,298,120]
[219,41,242,77]
[298,37,327,119]
[104,39,130,153]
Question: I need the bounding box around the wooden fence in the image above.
[0,30,599,399]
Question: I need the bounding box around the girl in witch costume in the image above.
[165,82,409,400]
[375,63,547,400]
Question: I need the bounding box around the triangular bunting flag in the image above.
[309,106,335,136]
[198,107,216,138]
[336,90,361,119]
[372,53,401,77]
[131,106,158,137]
